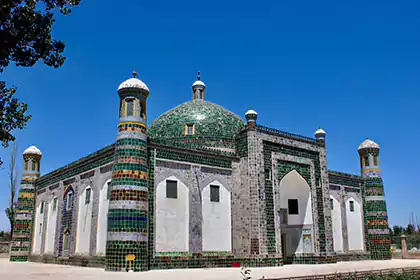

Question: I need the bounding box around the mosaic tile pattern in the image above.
[358,147,391,260]
[58,185,75,257]
[363,177,391,259]
[105,85,150,272]
[148,100,245,151]
[10,153,42,262]
[263,141,326,255]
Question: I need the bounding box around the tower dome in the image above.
[245,108,258,123]
[314,127,326,139]
[23,145,42,156]
[358,138,380,151]
[117,70,149,92]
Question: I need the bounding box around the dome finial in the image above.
[197,71,201,81]
[132,69,138,78]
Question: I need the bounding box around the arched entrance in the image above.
[278,170,314,260]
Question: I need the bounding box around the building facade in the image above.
[9,71,391,271]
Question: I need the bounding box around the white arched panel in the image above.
[156,175,189,252]
[75,186,93,255]
[279,170,313,254]
[346,197,364,251]
[330,195,343,252]
[96,180,110,255]
[279,170,313,226]
[45,197,58,253]
[32,201,45,253]
[202,180,232,252]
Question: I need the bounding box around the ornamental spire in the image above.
[132,69,137,78]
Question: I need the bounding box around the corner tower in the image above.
[105,70,150,271]
[358,138,391,260]
[9,146,42,262]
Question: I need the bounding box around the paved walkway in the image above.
[1,259,420,280]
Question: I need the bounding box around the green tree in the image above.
[406,224,415,235]
[0,0,80,166]
[5,143,19,237]
[393,225,404,237]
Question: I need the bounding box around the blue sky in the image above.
[0,0,419,230]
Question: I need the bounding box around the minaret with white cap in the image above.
[358,138,381,178]
[245,107,258,129]
[192,71,206,100]
[9,145,42,262]
[105,70,150,272]
[314,127,326,145]
[358,138,391,260]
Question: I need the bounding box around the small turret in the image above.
[358,138,381,178]
[314,127,326,144]
[192,71,206,101]
[245,108,258,129]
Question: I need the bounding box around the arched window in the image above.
[40,202,44,214]
[67,192,73,210]
[107,181,112,200]
[364,156,369,167]
[140,101,145,118]
[53,197,58,211]
[126,99,134,116]
[85,188,91,204]
[373,156,378,166]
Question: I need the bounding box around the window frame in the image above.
[373,155,378,166]
[85,188,91,205]
[40,201,44,214]
[106,181,112,200]
[288,199,299,215]
[210,185,220,202]
[166,180,178,199]
[185,123,195,136]
[330,198,334,210]
[66,192,73,210]
[349,200,355,212]
[364,155,370,167]
[53,197,58,211]
[125,98,134,117]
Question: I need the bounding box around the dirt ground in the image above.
[1,258,420,280]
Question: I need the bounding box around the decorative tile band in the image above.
[365,196,385,201]
[109,200,148,210]
[117,131,148,141]
[107,232,148,242]
[112,185,148,192]
[368,229,390,235]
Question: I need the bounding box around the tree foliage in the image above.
[5,143,19,236]
[0,0,80,166]
[0,83,31,165]
[0,0,80,72]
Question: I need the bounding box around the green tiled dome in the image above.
[148,100,245,151]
